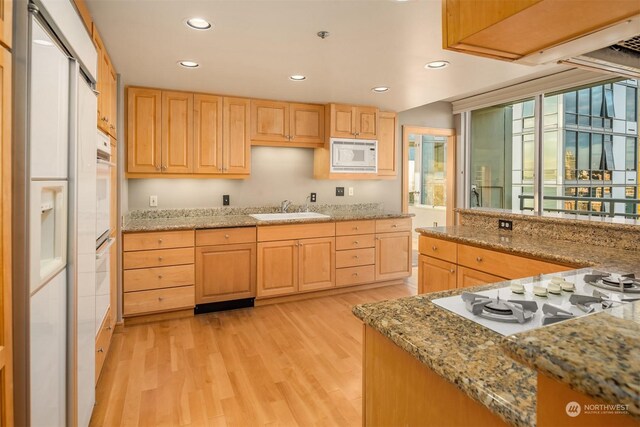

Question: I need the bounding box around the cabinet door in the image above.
[457,266,505,289]
[418,255,456,294]
[127,87,161,173]
[377,111,396,176]
[257,240,298,297]
[0,0,12,49]
[108,239,117,330]
[223,97,251,174]
[299,237,334,292]
[375,232,411,281]
[92,27,106,132]
[289,103,324,145]
[330,104,356,138]
[161,91,193,173]
[355,106,378,139]
[0,45,12,427]
[251,100,289,143]
[196,243,256,304]
[194,94,223,174]
[107,62,117,137]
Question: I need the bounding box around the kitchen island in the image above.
[354,223,640,427]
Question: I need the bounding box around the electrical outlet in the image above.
[149,195,158,207]
[348,187,354,196]
[310,192,317,203]
[223,195,230,206]
[336,187,345,197]
[498,219,513,230]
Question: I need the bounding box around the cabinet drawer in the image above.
[336,248,375,268]
[336,265,375,287]
[123,247,194,270]
[124,264,195,292]
[257,222,335,242]
[375,217,412,233]
[196,227,256,246]
[335,220,375,236]
[336,234,375,250]
[123,230,194,251]
[95,307,113,383]
[457,266,506,289]
[457,244,573,279]
[123,285,195,317]
[419,236,457,263]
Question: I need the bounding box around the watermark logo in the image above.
[565,401,581,417]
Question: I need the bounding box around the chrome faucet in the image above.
[281,199,292,213]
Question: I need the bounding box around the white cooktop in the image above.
[432,268,630,336]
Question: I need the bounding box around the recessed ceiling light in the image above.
[372,86,389,93]
[186,17,212,30]
[34,39,54,46]
[289,75,306,81]
[425,60,450,69]
[178,60,199,68]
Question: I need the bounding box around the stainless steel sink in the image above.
[249,212,331,221]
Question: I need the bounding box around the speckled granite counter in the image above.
[503,301,640,419]
[354,284,538,427]
[122,204,412,232]
[417,225,640,275]
[354,224,640,426]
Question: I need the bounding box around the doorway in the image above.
[402,126,456,266]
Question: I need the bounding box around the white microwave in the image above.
[330,138,377,173]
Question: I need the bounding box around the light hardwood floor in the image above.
[90,283,414,426]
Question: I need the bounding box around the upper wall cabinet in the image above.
[92,25,117,138]
[442,0,640,61]
[161,91,193,174]
[0,0,12,49]
[328,104,378,140]
[377,112,397,177]
[251,100,324,148]
[127,87,251,178]
[193,95,251,174]
[127,87,161,173]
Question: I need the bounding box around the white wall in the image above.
[126,101,454,211]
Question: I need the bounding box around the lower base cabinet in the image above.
[299,237,335,292]
[195,243,256,304]
[375,231,411,281]
[457,266,505,288]
[418,255,456,294]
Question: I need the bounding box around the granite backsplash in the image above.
[457,209,640,252]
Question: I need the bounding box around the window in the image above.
[468,79,639,219]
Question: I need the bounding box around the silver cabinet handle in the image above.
[224,234,230,239]
[476,256,483,262]
[354,241,359,245]
[353,255,359,259]
[352,272,359,277]
[158,275,163,279]
[392,224,398,228]
[158,297,164,302]
[156,165,161,171]
[97,347,104,353]
[158,239,163,243]
[450,269,455,273]
[353,226,359,230]
[158,257,163,261]
[432,246,437,251]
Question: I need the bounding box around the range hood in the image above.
[561,36,640,79]
[517,15,640,79]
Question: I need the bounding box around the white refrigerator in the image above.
[27,4,97,427]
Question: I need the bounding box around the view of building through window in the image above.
[470,79,639,219]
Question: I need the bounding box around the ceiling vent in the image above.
[560,34,640,79]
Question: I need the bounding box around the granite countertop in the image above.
[416,225,640,275]
[354,226,640,426]
[122,210,413,233]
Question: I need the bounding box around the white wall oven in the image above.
[96,130,113,248]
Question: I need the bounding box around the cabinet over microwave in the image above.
[330,138,377,173]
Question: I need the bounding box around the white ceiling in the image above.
[85,0,565,112]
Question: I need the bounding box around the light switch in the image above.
[149,195,158,207]
[348,187,354,196]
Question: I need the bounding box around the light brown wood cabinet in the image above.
[95,306,113,383]
[251,100,324,147]
[327,104,378,139]
[417,235,575,294]
[195,227,256,304]
[127,88,251,177]
[161,91,193,173]
[335,220,377,287]
[257,223,336,297]
[377,111,397,177]
[375,231,411,281]
[123,230,195,317]
[0,0,11,49]
[127,87,162,173]
[442,0,640,61]
[92,26,117,138]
